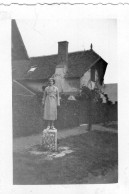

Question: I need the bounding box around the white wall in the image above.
[80,69,95,90]
[54,67,80,93]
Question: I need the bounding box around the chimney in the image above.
[90,43,93,50]
[57,41,68,69]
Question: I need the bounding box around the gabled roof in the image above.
[12,20,30,80]
[24,54,57,80]
[12,60,30,80]
[12,20,29,61]
[24,49,107,80]
[66,50,101,78]
[11,20,108,81]
[12,80,35,96]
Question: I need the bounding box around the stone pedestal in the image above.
[42,129,57,151]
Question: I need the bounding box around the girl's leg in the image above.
[51,120,55,129]
[47,120,50,129]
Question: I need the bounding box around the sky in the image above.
[17,19,117,84]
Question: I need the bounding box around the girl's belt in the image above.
[48,95,56,98]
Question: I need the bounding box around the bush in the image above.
[13,88,117,137]
[55,93,80,129]
[78,86,118,124]
[13,95,45,137]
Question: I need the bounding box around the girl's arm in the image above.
[57,88,60,106]
[42,88,47,105]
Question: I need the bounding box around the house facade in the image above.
[23,41,108,96]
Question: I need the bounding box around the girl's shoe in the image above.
[46,126,50,130]
[51,126,56,130]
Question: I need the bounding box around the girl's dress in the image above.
[43,85,60,120]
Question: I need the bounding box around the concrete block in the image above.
[42,128,57,151]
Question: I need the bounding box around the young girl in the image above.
[42,78,60,130]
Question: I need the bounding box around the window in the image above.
[28,67,37,72]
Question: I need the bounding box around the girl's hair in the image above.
[48,78,55,84]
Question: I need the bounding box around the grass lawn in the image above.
[13,131,118,184]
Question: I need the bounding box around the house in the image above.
[12,20,108,98]
[22,41,108,96]
[12,20,118,131]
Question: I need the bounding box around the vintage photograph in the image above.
[12,18,118,184]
